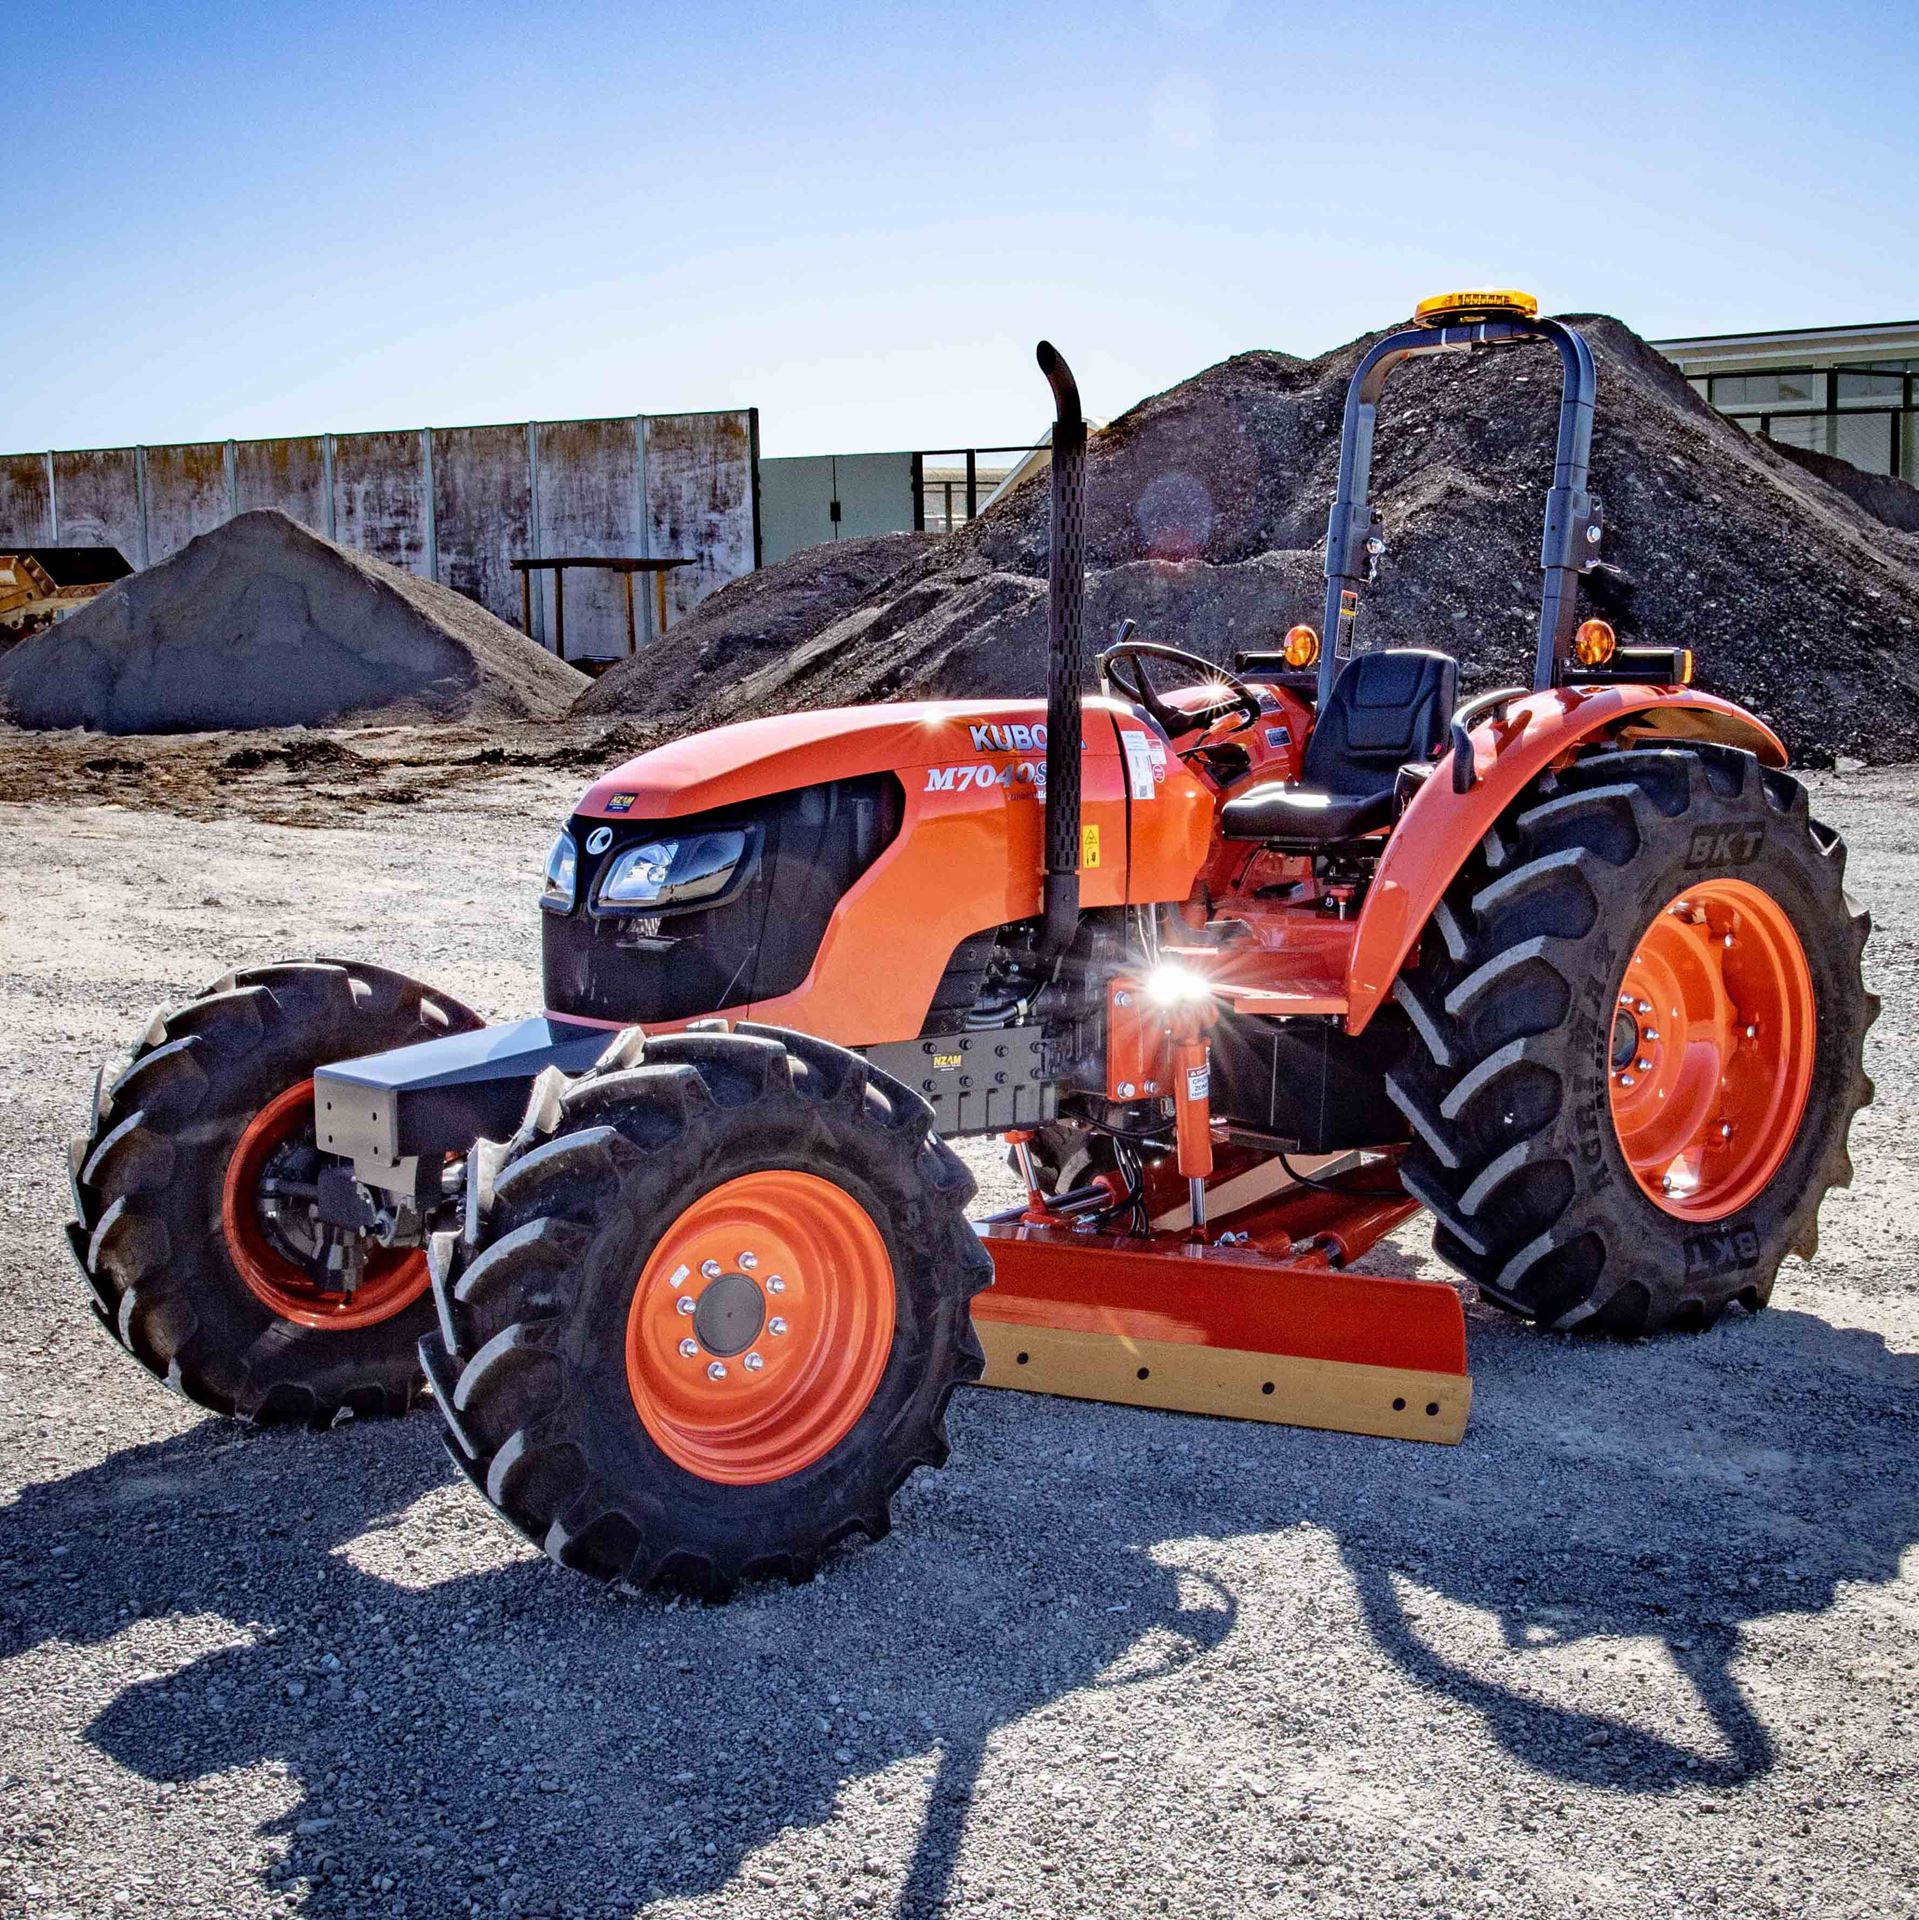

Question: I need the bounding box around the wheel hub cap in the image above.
[624,1170,896,1485]
[1607,877,1816,1221]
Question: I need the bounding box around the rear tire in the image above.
[67,961,484,1422]
[1388,745,1875,1334]
[422,1024,991,1597]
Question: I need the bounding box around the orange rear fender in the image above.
[1343,686,1787,1034]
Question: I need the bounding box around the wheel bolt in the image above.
[1720,1123,1734,1139]
[1636,1000,1651,1015]
[768,1316,788,1336]
[1618,1073,1636,1089]
[1619,992,1634,1007]
[1636,1057,1653,1072]
[706,1360,728,1381]
[676,1295,695,1316]
[679,1338,699,1359]
[743,1352,764,1373]
[738,1251,758,1271]
[1745,1024,1758,1038]
[766,1276,786,1294]
[700,1259,721,1279]
[1642,1028,1659,1042]
[1722,933,1735,948]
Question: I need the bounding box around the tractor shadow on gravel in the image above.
[0,1300,1913,1917]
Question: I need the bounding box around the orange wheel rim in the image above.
[1608,878,1816,1221]
[221,1080,430,1330]
[624,1170,896,1486]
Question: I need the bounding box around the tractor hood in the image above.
[576,698,1135,819]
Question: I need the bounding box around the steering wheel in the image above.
[1099,639,1263,743]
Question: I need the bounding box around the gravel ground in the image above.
[1,766,1915,1920]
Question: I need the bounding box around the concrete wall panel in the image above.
[534,419,643,659]
[645,410,757,627]
[0,455,55,550]
[332,430,429,576]
[434,424,533,631]
[143,441,231,562]
[48,448,142,562]
[235,436,327,533]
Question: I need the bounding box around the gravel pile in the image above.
[582,315,1919,764]
[0,510,587,733]
[0,769,1914,1919]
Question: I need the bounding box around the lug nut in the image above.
[700,1259,721,1279]
[766,1275,786,1294]
[743,1352,764,1373]
[1636,1057,1652,1072]
[676,1295,696,1316]
[679,1338,699,1359]
[1642,1028,1659,1042]
[1636,1000,1652,1015]
[768,1316,788,1336]
[738,1251,758,1271]
[1618,1073,1636,1089]
[706,1360,728,1381]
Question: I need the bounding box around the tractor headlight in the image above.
[540,831,577,912]
[595,828,753,916]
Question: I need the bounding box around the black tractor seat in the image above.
[1219,647,1458,849]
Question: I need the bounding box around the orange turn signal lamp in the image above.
[1574,618,1616,666]
[1282,623,1320,668]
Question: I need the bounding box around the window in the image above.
[1711,370,1823,409]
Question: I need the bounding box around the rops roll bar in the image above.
[1316,311,1600,704]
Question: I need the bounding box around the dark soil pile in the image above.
[580,316,1919,764]
[1769,440,1919,537]
[577,532,938,718]
[0,509,588,732]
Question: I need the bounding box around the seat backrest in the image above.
[1302,648,1458,793]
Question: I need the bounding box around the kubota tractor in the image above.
[68,292,1875,1596]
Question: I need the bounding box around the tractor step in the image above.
[971,1217,1471,1444]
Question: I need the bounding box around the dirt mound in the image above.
[0,509,587,733]
[581,317,1919,764]
[1768,440,1919,537]
[575,531,938,718]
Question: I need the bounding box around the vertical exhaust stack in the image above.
[1037,341,1087,958]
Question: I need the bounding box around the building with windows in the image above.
[1654,320,1919,484]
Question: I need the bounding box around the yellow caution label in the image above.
[1082,824,1101,868]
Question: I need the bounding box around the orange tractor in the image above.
[69,292,1874,1595]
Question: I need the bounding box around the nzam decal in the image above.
[925,760,1045,795]
[1685,826,1763,868]
[1682,1222,1761,1280]
[604,792,637,813]
[968,721,1047,752]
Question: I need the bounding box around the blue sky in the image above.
[7,0,1915,456]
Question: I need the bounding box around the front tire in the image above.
[68,961,485,1422]
[1388,745,1875,1334]
[422,1024,991,1596]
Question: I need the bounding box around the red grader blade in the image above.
[972,1165,1471,1444]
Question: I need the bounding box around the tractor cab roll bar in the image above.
[1316,296,1600,704]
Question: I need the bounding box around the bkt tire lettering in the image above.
[1685,825,1764,868]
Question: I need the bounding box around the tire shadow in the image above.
[1,1300,1912,1915]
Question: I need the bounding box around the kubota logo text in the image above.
[968,721,1047,752]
